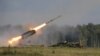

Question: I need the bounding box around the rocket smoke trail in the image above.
[46,15,61,24]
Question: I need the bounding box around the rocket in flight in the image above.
[46,15,61,24]
[22,15,61,39]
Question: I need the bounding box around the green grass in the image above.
[0,47,100,56]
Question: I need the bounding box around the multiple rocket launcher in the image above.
[21,15,61,39]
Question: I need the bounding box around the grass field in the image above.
[0,47,100,56]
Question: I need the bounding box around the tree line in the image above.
[77,23,100,47]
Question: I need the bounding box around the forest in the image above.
[76,23,100,47]
[56,23,100,48]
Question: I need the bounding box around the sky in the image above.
[0,0,100,26]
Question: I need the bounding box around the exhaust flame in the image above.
[8,36,22,46]
[8,23,47,46]
[30,23,46,31]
